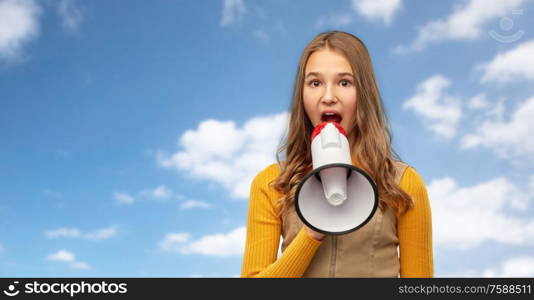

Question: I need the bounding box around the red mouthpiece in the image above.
[311,122,347,141]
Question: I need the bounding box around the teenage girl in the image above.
[241,31,433,278]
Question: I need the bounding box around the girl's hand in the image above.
[305,225,326,242]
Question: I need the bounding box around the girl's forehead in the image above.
[305,49,352,74]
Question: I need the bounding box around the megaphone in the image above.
[295,122,379,235]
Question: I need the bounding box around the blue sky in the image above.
[1,0,534,277]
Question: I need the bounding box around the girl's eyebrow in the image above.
[305,72,354,79]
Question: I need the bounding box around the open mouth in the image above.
[321,112,342,124]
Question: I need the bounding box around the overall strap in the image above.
[393,161,409,185]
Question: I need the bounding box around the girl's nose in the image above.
[321,85,337,104]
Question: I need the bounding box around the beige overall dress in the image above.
[280,161,409,277]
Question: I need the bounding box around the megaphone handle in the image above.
[314,166,351,183]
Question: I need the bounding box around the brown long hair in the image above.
[272,31,413,218]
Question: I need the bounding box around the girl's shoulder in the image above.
[392,160,418,175]
[395,161,427,193]
[251,162,282,188]
[250,163,284,202]
[392,160,428,190]
[392,159,411,172]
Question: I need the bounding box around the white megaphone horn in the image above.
[295,122,379,235]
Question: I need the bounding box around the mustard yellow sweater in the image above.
[241,162,434,278]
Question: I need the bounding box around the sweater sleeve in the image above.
[397,167,434,278]
[240,165,323,278]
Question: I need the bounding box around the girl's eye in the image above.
[340,79,352,87]
[309,80,321,87]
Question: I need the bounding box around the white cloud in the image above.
[429,175,534,250]
[113,191,134,205]
[158,112,288,199]
[47,249,75,262]
[0,0,40,61]
[57,0,83,32]
[137,186,212,209]
[445,256,534,277]
[180,200,212,210]
[45,226,117,240]
[485,97,508,121]
[141,185,173,201]
[316,0,401,28]
[466,94,509,124]
[220,0,247,27]
[461,96,534,163]
[395,0,525,53]
[47,249,91,270]
[480,40,534,84]
[482,256,534,277]
[403,75,462,139]
[351,0,402,25]
[160,227,245,257]
[467,93,490,110]
[160,233,191,251]
[45,227,81,239]
[70,261,91,270]
[83,226,117,240]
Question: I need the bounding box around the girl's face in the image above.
[302,49,357,136]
